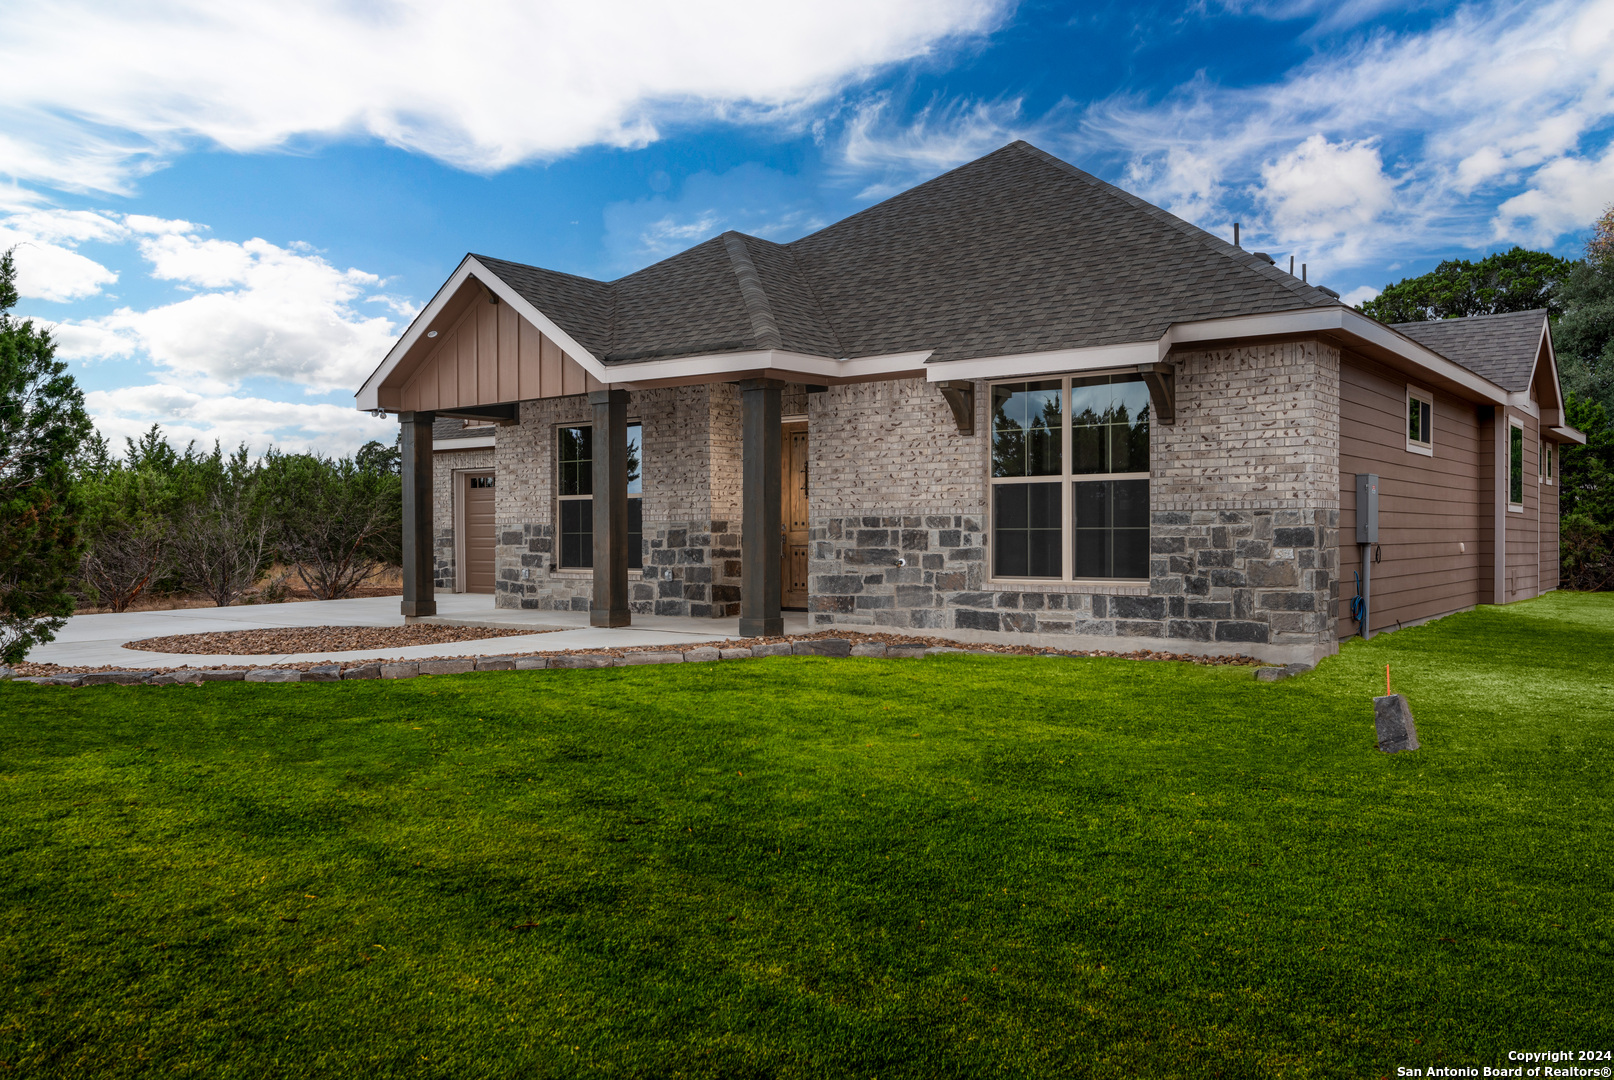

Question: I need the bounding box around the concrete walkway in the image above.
[28,594,813,670]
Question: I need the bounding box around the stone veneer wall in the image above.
[804,341,1342,662]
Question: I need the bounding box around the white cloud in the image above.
[1341,285,1379,308]
[84,384,397,457]
[1492,142,1614,245]
[0,208,127,301]
[1075,0,1614,268]
[1256,135,1398,261]
[0,0,1009,194]
[56,233,408,393]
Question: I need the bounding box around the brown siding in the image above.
[1503,407,1541,603]
[393,295,596,411]
[1336,351,1485,637]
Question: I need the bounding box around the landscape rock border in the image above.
[5,631,1262,687]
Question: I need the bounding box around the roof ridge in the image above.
[721,231,782,351]
[744,232,845,358]
[471,253,606,288]
[1005,142,1342,311]
[1391,308,1548,329]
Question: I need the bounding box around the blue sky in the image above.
[3,0,1611,455]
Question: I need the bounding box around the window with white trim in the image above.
[1508,419,1524,510]
[1406,385,1434,456]
[989,374,1150,581]
[1545,441,1554,484]
[556,422,643,569]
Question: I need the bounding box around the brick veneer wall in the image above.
[427,385,749,615]
[804,341,1342,663]
[431,445,494,592]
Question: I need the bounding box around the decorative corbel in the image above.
[483,284,500,305]
[938,381,975,435]
[1136,364,1175,426]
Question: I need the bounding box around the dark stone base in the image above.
[401,599,437,617]
[590,608,631,628]
[739,617,783,637]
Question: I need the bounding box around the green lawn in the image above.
[1,595,1610,1078]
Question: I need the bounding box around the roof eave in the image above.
[922,307,1511,405]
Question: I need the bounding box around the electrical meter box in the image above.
[1355,473,1379,544]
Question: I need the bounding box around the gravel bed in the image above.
[12,628,1263,680]
[123,624,549,655]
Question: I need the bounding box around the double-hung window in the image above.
[990,374,1150,581]
[556,422,643,569]
[1539,439,1554,485]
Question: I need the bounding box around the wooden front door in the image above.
[781,422,809,609]
[464,472,496,594]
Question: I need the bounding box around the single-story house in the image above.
[356,141,1584,665]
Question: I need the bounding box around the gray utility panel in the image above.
[1355,473,1380,544]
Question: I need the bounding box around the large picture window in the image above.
[556,422,643,569]
[990,374,1150,581]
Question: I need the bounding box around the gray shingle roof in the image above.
[1391,309,1547,393]
[473,141,1342,367]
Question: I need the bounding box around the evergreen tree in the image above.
[0,250,92,664]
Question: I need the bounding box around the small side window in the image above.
[1546,442,1554,483]
[1406,386,1434,456]
[1508,421,1524,510]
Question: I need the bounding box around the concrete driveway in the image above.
[28,594,811,670]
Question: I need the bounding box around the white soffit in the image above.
[355,256,611,412]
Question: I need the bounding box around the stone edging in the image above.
[1,642,1299,688]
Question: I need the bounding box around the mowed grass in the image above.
[1,595,1610,1079]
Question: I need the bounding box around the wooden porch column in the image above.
[400,410,436,618]
[739,379,784,637]
[589,388,631,627]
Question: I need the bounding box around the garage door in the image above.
[464,473,496,593]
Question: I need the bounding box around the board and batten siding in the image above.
[387,294,602,412]
[1335,350,1485,637]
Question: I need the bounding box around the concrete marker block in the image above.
[886,645,927,659]
[196,669,247,682]
[476,656,516,671]
[380,662,419,680]
[1373,694,1420,753]
[514,657,550,670]
[302,665,342,682]
[683,647,722,663]
[719,648,751,660]
[341,663,381,680]
[850,643,888,658]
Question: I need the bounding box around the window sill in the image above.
[1507,504,1524,514]
[1405,441,1433,457]
[986,577,1150,594]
